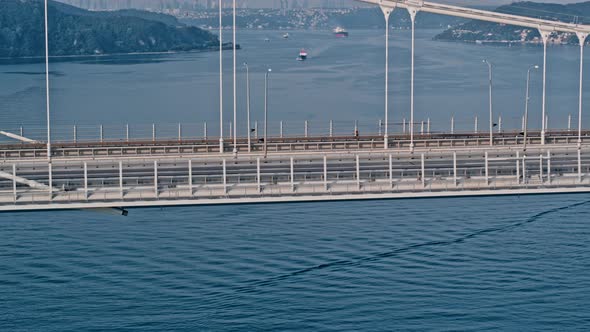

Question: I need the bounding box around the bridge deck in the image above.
[0,135,589,212]
[0,130,588,161]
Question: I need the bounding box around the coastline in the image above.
[0,43,239,61]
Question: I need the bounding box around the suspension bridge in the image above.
[2,0,590,213]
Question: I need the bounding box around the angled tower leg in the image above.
[407,5,421,152]
[577,32,587,150]
[379,2,395,149]
[539,29,551,145]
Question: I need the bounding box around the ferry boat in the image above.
[297,49,308,61]
[283,33,290,39]
[333,27,349,38]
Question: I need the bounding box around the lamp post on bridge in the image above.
[523,65,540,154]
[264,68,272,158]
[483,60,494,146]
[232,0,237,157]
[43,0,54,201]
[218,0,224,153]
[243,62,251,152]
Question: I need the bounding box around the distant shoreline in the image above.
[0,45,239,61]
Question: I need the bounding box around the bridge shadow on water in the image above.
[226,198,590,296]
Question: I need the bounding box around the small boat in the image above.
[333,27,349,38]
[283,33,290,39]
[297,49,308,61]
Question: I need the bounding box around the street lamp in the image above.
[523,64,540,153]
[218,0,223,153]
[483,60,493,146]
[44,0,53,198]
[264,68,272,158]
[232,0,237,156]
[243,62,251,152]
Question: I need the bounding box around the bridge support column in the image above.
[119,161,124,199]
[189,160,193,196]
[223,159,227,194]
[255,121,258,139]
[154,161,158,198]
[539,154,543,183]
[577,32,587,150]
[48,162,53,201]
[380,3,394,150]
[290,157,295,192]
[389,154,393,188]
[578,149,583,183]
[12,164,17,202]
[485,152,489,185]
[547,151,551,184]
[330,120,334,138]
[453,152,457,187]
[324,155,328,191]
[280,121,284,139]
[356,155,361,190]
[522,155,527,185]
[84,162,88,200]
[540,30,551,145]
[257,157,261,193]
[421,153,425,188]
[516,151,520,184]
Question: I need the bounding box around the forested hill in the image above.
[435,1,590,45]
[0,0,219,58]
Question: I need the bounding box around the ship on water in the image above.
[333,27,349,38]
[297,49,308,61]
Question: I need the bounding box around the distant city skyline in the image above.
[56,0,586,11]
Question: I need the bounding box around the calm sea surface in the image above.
[1,29,590,331]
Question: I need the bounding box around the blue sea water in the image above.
[1,196,590,331]
[1,29,590,330]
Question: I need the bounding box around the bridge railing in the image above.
[0,148,588,209]
[1,114,579,145]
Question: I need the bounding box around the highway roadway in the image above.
[0,145,588,201]
[0,130,589,160]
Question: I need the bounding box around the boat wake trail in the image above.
[236,199,590,293]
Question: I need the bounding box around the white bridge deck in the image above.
[0,134,589,212]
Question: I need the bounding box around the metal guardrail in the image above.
[0,147,588,211]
